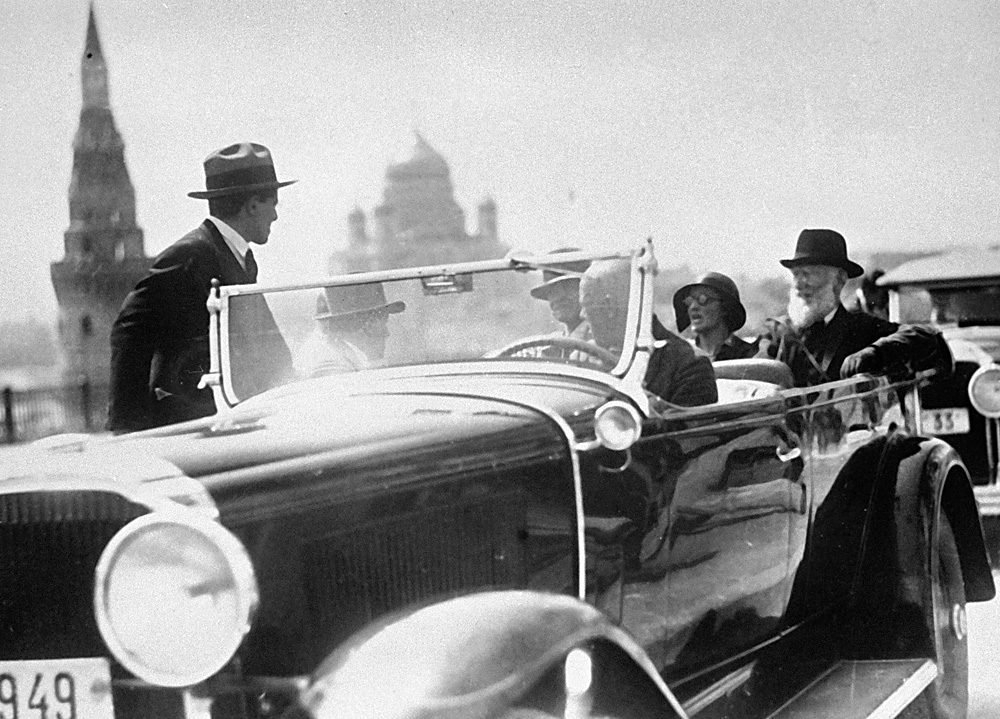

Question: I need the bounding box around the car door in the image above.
[615,393,806,678]
[784,377,905,618]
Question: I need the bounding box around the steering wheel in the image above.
[490,335,619,369]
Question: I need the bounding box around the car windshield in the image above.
[219,254,640,404]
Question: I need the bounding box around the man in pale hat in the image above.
[530,247,593,343]
[108,142,296,431]
[756,228,950,387]
[673,272,757,361]
[298,282,406,376]
[579,259,717,406]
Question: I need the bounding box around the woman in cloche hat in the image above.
[672,272,757,361]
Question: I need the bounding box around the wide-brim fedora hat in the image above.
[779,228,864,278]
[315,282,406,320]
[188,142,297,199]
[530,247,592,299]
[672,272,747,333]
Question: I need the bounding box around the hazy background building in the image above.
[330,132,505,275]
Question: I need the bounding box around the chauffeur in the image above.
[107,142,296,432]
[530,247,592,341]
[756,228,950,387]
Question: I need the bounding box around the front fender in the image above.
[894,435,995,604]
[297,590,687,719]
[846,434,994,660]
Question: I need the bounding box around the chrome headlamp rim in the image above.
[593,400,643,451]
[968,364,1000,419]
[94,508,258,687]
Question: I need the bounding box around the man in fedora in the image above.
[530,247,593,343]
[756,228,949,387]
[297,282,406,376]
[107,142,296,431]
[673,272,757,361]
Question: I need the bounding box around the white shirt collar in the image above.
[206,216,250,269]
[824,305,839,325]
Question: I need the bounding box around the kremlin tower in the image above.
[50,5,151,388]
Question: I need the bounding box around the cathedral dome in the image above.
[387,131,450,180]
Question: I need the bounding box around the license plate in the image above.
[0,658,113,719]
[922,408,971,435]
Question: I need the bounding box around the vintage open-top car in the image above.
[3,240,995,719]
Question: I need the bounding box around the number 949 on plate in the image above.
[0,658,112,719]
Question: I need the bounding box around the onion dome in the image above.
[387,131,450,180]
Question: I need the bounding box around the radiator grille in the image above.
[302,486,528,644]
[0,491,147,659]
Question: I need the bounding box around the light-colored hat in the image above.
[188,142,296,199]
[529,247,592,299]
[315,282,406,319]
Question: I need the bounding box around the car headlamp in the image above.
[94,510,258,687]
[593,401,642,451]
[969,365,1000,419]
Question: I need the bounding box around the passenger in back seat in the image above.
[672,272,757,361]
[756,229,951,387]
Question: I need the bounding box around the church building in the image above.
[50,6,151,387]
[329,132,505,274]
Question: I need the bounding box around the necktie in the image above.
[244,248,258,282]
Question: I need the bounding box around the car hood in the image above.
[101,369,617,489]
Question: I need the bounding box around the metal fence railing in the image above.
[1,381,107,444]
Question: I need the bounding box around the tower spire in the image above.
[52,4,151,386]
[82,3,109,108]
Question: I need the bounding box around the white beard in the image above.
[788,286,838,330]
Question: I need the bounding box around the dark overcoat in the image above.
[107,220,291,432]
[713,334,759,361]
[645,317,719,406]
[757,304,949,387]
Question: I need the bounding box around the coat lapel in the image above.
[202,220,254,285]
[804,305,851,380]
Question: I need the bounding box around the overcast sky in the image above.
[2,0,998,322]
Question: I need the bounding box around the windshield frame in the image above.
[205,241,658,414]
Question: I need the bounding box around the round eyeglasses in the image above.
[683,292,721,308]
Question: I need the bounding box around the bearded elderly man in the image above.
[756,229,950,387]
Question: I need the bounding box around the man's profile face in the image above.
[358,311,391,360]
[580,285,624,351]
[245,195,279,245]
[545,280,583,329]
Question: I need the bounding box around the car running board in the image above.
[768,659,936,719]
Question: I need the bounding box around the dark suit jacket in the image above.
[757,304,950,388]
[714,334,759,361]
[645,317,719,406]
[107,220,291,432]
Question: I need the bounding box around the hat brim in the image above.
[530,275,580,299]
[316,300,406,320]
[672,282,747,333]
[779,256,864,279]
[188,179,297,200]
